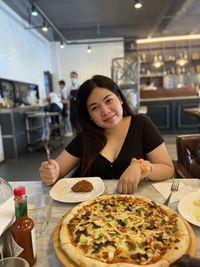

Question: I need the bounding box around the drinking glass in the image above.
[0,257,29,267]
[27,194,52,238]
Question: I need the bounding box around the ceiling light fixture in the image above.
[31,4,38,16]
[42,22,48,32]
[60,41,65,48]
[30,1,68,46]
[87,45,92,54]
[136,34,200,44]
[134,0,142,9]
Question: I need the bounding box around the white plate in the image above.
[49,177,105,203]
[178,191,200,227]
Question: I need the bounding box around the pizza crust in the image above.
[157,204,189,264]
[61,241,169,267]
[162,215,189,264]
[60,195,189,267]
[62,242,169,267]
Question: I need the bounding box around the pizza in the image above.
[59,195,189,267]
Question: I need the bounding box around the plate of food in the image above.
[178,191,200,227]
[49,177,105,203]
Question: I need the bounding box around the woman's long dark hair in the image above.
[77,75,134,176]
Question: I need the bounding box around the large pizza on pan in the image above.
[60,195,189,267]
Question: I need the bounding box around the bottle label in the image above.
[31,227,37,258]
[10,234,24,257]
[15,202,27,218]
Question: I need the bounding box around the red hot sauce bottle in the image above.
[11,186,37,266]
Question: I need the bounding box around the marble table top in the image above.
[10,179,200,267]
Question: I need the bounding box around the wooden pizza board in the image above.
[53,212,197,267]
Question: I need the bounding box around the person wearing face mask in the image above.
[68,71,80,134]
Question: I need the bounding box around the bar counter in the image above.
[140,95,200,102]
[10,179,200,267]
[140,96,200,134]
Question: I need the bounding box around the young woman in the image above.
[39,75,174,194]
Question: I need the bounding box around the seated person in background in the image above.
[39,75,174,194]
[144,80,157,90]
[59,80,73,137]
[45,92,63,136]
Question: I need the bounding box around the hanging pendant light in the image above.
[31,4,38,16]
[60,41,64,48]
[87,45,92,54]
[134,0,142,9]
[42,21,48,32]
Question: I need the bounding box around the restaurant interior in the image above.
[0,0,200,266]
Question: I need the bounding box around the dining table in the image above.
[9,178,200,267]
[184,107,200,132]
[184,107,200,118]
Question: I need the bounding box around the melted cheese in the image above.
[67,195,181,265]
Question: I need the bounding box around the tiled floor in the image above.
[0,137,73,182]
[0,134,177,182]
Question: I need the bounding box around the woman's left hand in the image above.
[117,163,142,194]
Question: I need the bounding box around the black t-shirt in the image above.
[65,114,164,179]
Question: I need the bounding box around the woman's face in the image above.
[86,87,123,129]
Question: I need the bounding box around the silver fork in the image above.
[44,140,50,161]
[44,117,51,161]
[163,179,179,206]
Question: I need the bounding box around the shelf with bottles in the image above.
[140,71,200,90]
[163,72,200,90]
[140,62,200,80]
[140,73,164,78]
[139,50,200,77]
[139,52,165,75]
[190,58,200,74]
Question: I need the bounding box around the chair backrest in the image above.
[176,134,200,178]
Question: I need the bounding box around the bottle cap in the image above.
[14,186,26,197]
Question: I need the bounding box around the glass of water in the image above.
[27,194,52,238]
[0,257,29,267]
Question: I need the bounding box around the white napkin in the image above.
[0,196,15,236]
[152,181,193,203]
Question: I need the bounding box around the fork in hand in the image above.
[44,141,50,161]
[43,118,51,162]
[163,179,179,206]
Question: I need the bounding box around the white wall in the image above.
[0,2,52,100]
[51,40,124,91]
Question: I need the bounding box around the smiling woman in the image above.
[39,75,174,194]
[86,88,123,128]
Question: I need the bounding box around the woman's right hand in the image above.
[39,159,60,185]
